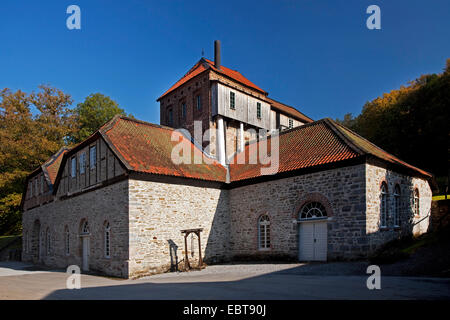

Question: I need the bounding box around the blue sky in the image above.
[1,0,449,124]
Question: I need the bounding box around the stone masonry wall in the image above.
[229,164,368,261]
[128,178,230,278]
[22,179,129,278]
[365,162,432,251]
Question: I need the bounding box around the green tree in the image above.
[70,93,127,143]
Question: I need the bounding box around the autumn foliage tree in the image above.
[0,86,127,235]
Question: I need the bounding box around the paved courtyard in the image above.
[0,261,449,300]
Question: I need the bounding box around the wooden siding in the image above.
[211,83,270,129]
[56,137,126,198]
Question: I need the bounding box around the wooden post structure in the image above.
[183,232,190,270]
[197,231,203,267]
[181,228,203,270]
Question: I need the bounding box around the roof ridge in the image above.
[328,119,433,177]
[329,118,399,157]
[322,118,366,156]
[110,115,178,132]
[266,97,314,122]
[230,119,328,161]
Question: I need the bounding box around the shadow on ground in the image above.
[42,261,450,300]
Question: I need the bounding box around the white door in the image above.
[82,236,89,271]
[298,221,327,261]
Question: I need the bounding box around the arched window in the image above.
[394,185,401,227]
[64,226,70,256]
[299,202,327,220]
[104,222,111,258]
[258,215,270,250]
[81,221,89,235]
[380,183,388,227]
[413,189,420,217]
[40,230,45,257]
[24,232,28,253]
[46,228,51,255]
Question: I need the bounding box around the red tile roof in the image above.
[31,116,431,197]
[228,119,359,182]
[157,58,312,123]
[228,118,432,182]
[331,121,432,177]
[27,147,68,186]
[100,116,227,182]
[157,58,267,101]
[43,147,68,185]
[266,97,313,123]
[203,58,267,94]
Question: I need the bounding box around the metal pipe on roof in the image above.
[214,40,221,70]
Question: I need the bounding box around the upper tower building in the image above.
[157,40,313,165]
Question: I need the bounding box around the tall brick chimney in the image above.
[214,40,221,70]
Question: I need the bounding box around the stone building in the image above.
[21,42,433,278]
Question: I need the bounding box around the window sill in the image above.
[379,226,389,231]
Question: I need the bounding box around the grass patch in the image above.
[370,226,450,265]
[433,195,450,201]
[0,235,21,251]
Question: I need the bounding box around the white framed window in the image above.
[104,222,111,258]
[71,157,76,177]
[256,102,261,119]
[40,175,44,194]
[299,202,327,220]
[82,221,89,234]
[288,118,293,129]
[89,146,97,169]
[394,185,401,227]
[230,91,236,110]
[79,152,86,174]
[64,226,70,256]
[380,183,388,228]
[413,189,420,217]
[258,215,270,250]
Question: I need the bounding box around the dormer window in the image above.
[80,152,86,174]
[257,102,261,119]
[230,91,235,110]
[90,146,97,169]
[40,175,44,194]
[71,157,76,178]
